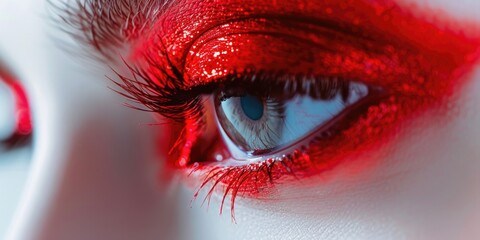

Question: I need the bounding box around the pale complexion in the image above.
[1,0,480,239]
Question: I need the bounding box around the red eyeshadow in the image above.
[120,0,480,215]
[0,66,32,143]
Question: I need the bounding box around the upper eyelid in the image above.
[173,15,385,65]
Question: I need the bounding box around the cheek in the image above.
[20,67,174,239]
[380,68,480,238]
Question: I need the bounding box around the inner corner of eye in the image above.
[192,78,373,165]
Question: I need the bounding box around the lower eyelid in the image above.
[184,94,399,205]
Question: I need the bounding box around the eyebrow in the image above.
[55,0,173,58]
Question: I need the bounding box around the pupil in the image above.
[240,95,264,121]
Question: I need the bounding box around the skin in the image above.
[1,0,480,239]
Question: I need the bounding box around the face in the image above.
[1,0,480,239]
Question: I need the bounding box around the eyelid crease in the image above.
[168,14,385,68]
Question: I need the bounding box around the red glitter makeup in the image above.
[0,65,32,146]
[59,0,480,215]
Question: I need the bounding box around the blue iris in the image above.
[240,95,263,121]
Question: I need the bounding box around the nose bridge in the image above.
[0,0,53,239]
[26,87,171,240]
[9,83,173,240]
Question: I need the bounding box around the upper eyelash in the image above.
[113,44,358,124]
[112,50,203,122]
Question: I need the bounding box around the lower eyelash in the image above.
[190,130,352,221]
[190,149,307,221]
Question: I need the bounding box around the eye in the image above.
[215,79,370,158]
